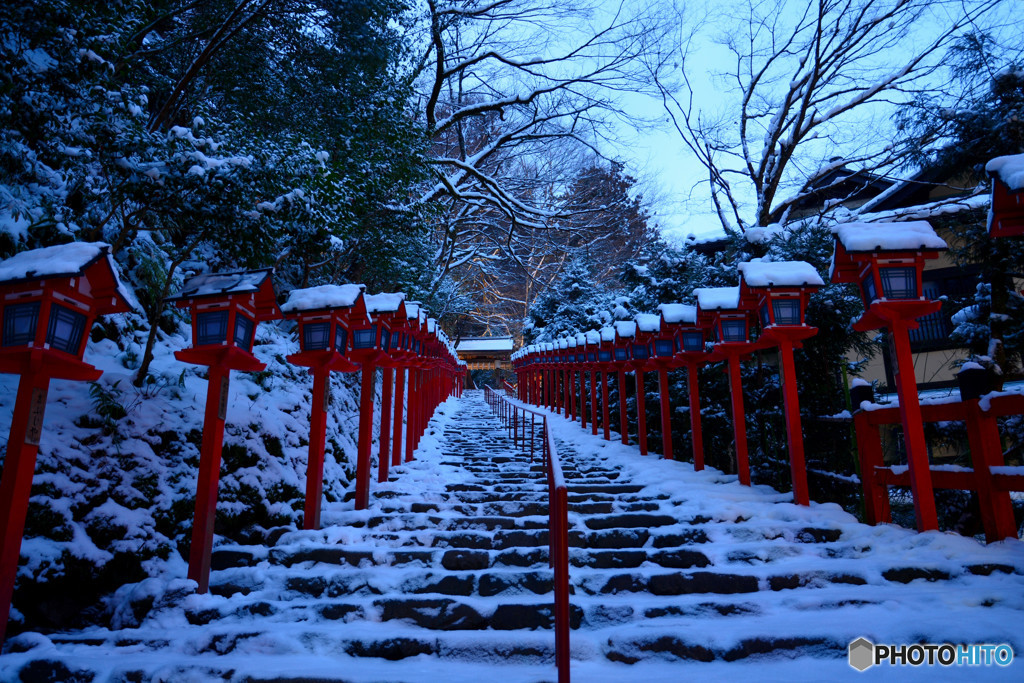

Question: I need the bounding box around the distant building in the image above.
[455,336,514,371]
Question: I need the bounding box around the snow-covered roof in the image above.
[404,302,423,320]
[585,330,601,345]
[694,286,741,311]
[575,333,587,346]
[599,327,616,342]
[456,337,514,353]
[738,260,825,288]
[566,336,577,347]
[426,318,437,334]
[658,303,697,324]
[634,313,661,333]
[0,241,134,310]
[172,269,273,300]
[831,220,946,252]
[987,153,1024,191]
[281,284,364,313]
[0,241,109,282]
[364,292,405,314]
[557,339,568,349]
[614,320,637,338]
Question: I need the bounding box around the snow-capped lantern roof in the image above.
[737,260,825,288]
[986,153,1024,238]
[599,327,616,343]
[613,320,637,339]
[281,284,365,314]
[575,333,587,347]
[658,303,697,325]
[830,221,947,307]
[557,338,568,350]
[739,261,824,331]
[0,242,135,375]
[170,268,281,321]
[694,286,741,312]
[634,313,661,334]
[426,318,438,334]
[830,221,946,253]
[0,242,135,315]
[585,330,602,345]
[565,336,577,348]
[987,153,1024,192]
[404,301,422,320]
[364,292,406,314]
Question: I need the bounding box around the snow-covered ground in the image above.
[2,391,1022,682]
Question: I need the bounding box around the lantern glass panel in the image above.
[681,331,703,352]
[771,299,802,325]
[303,322,330,351]
[599,350,612,362]
[353,325,377,349]
[196,310,229,346]
[391,331,402,349]
[46,304,87,354]
[233,315,254,351]
[2,301,40,347]
[655,339,674,357]
[614,348,629,361]
[632,343,650,360]
[381,327,391,351]
[335,326,347,353]
[879,267,917,299]
[587,352,597,362]
[721,319,747,342]
[760,304,770,327]
[861,273,878,304]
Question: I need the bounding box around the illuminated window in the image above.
[46,304,87,354]
[196,310,229,346]
[614,348,629,361]
[771,299,802,325]
[681,331,703,352]
[879,267,917,299]
[353,326,377,349]
[721,320,747,342]
[335,326,347,353]
[654,339,674,357]
[2,301,40,347]
[598,350,612,362]
[304,322,330,350]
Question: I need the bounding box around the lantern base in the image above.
[0,347,101,382]
[175,346,266,372]
[287,350,360,374]
[852,300,942,332]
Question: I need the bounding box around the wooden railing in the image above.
[483,385,570,683]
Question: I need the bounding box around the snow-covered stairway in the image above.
[4,390,1024,682]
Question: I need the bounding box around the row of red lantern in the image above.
[0,248,465,645]
[165,270,465,593]
[513,220,985,533]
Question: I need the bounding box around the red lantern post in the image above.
[365,295,411,485]
[583,331,601,435]
[738,261,825,506]
[986,153,1024,238]
[657,303,714,471]
[168,269,281,593]
[0,243,133,645]
[830,220,948,531]
[348,293,403,510]
[281,284,366,529]
[611,321,642,449]
[695,286,757,485]
[596,327,616,441]
[631,314,662,455]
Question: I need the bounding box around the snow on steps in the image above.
[2,392,1024,682]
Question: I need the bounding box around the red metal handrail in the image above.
[483,386,570,683]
